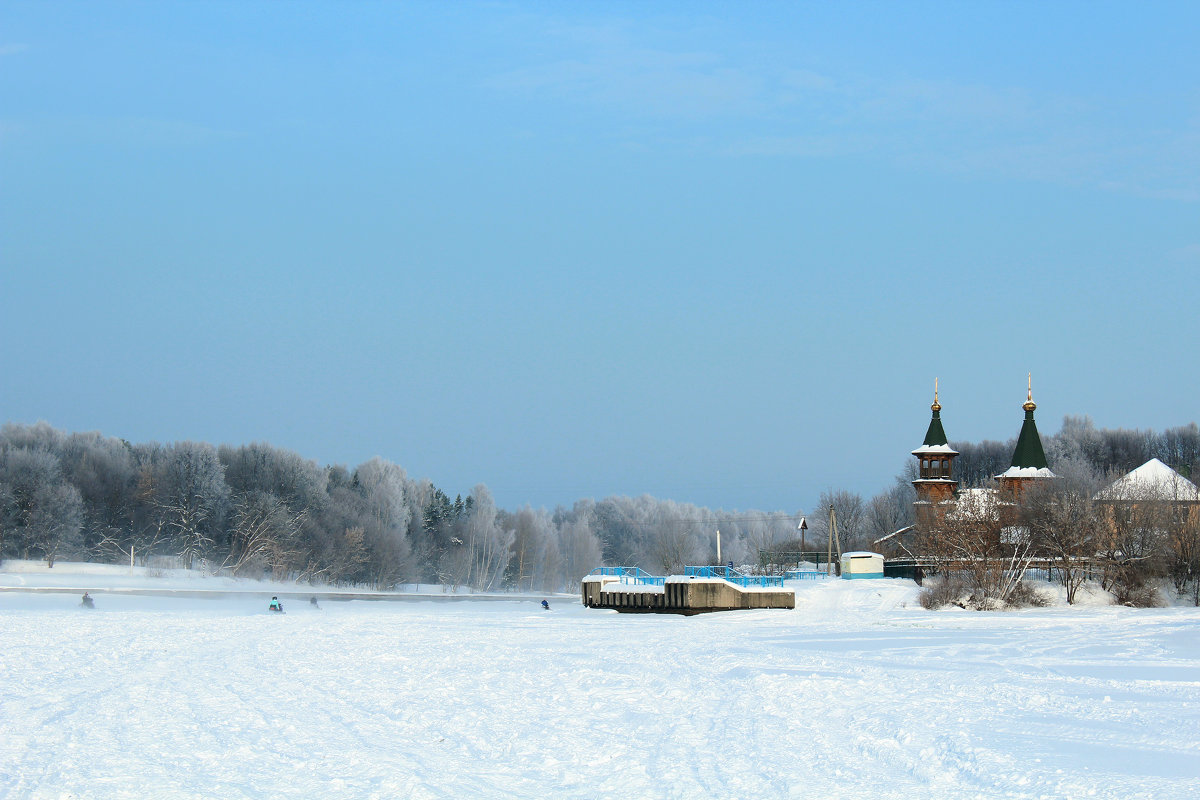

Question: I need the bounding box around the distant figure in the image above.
[269,596,284,613]
[541,599,550,611]
[309,596,320,609]
[81,592,94,609]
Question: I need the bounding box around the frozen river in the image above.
[2,577,1198,799]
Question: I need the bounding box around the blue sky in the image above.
[2,2,1198,512]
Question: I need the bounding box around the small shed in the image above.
[840,551,884,580]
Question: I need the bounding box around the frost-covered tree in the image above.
[60,431,139,557]
[556,510,603,587]
[224,490,309,577]
[147,442,230,570]
[26,482,84,567]
[0,445,84,565]
[457,484,512,591]
[353,457,413,588]
[503,506,558,591]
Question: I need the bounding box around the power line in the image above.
[592,512,807,529]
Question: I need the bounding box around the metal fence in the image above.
[587,566,666,586]
[683,565,785,588]
[589,565,798,588]
[783,570,829,581]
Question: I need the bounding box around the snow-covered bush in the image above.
[1005,580,1052,608]
[1112,581,1165,608]
[919,573,968,609]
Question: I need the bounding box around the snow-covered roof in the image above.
[872,525,914,544]
[1094,458,1200,502]
[995,466,1056,480]
[912,444,958,456]
[946,487,1001,520]
[841,551,883,559]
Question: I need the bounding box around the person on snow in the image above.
[81,592,94,609]
[541,599,550,610]
[309,596,320,609]
[268,596,284,613]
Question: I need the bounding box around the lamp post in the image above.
[798,516,807,562]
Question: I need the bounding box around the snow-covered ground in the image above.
[2,564,1198,799]
[0,560,500,597]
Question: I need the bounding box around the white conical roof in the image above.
[1094,458,1200,502]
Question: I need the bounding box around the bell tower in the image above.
[912,379,959,520]
[995,374,1055,496]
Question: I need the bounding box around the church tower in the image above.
[995,374,1055,496]
[912,380,959,523]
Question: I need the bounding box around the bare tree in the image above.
[325,526,370,585]
[1094,477,1174,606]
[223,490,309,577]
[1019,460,1102,604]
[1168,515,1200,605]
[923,487,1035,608]
[865,479,915,548]
[808,490,865,555]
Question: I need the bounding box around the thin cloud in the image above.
[484,18,1199,201]
[0,43,30,56]
[488,48,764,118]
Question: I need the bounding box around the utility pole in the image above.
[716,528,722,568]
[798,516,808,563]
[826,505,842,576]
[826,506,833,575]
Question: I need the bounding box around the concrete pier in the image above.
[582,575,794,615]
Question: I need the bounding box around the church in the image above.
[910,377,1055,532]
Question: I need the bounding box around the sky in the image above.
[2,1,1198,514]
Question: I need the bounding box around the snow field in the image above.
[1,578,1198,799]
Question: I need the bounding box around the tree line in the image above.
[0,422,797,591]
[3,415,1197,599]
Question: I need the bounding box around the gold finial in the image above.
[1023,373,1037,411]
[931,377,941,412]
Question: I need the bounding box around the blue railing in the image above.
[784,570,828,581]
[587,566,666,586]
[683,566,784,588]
[589,565,793,588]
